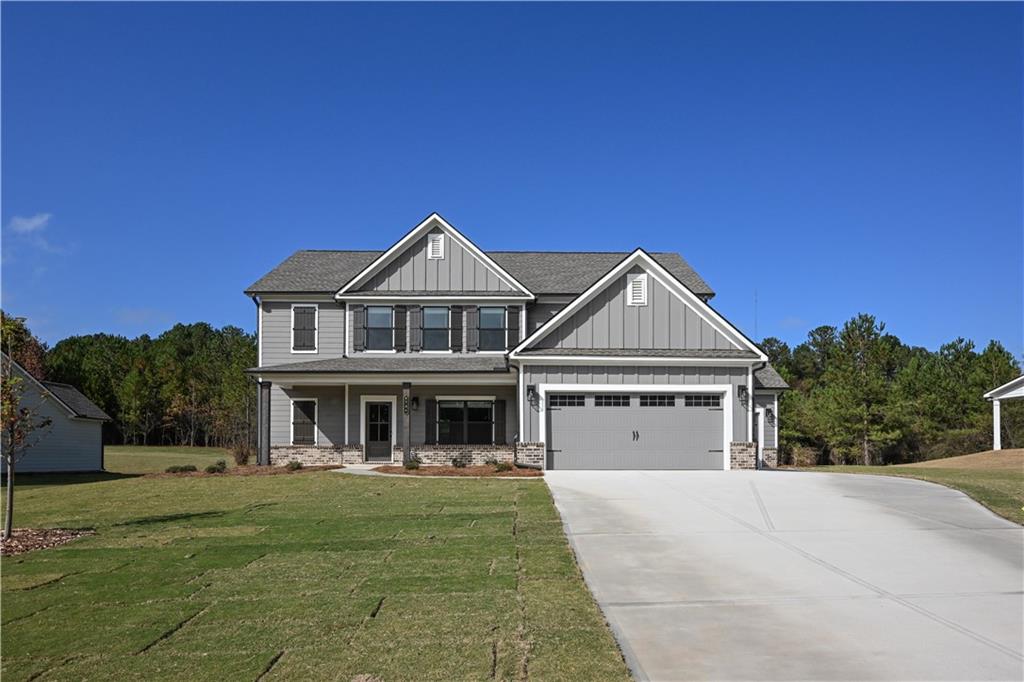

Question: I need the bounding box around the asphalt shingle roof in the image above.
[252,356,510,374]
[754,365,790,390]
[513,348,760,359]
[245,250,714,298]
[42,382,111,420]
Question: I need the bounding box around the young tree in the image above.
[0,311,47,380]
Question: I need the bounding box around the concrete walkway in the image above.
[545,470,1024,681]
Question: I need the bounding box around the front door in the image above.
[365,402,392,462]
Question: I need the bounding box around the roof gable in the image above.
[511,249,766,360]
[335,214,533,298]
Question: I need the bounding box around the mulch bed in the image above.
[147,465,341,479]
[373,464,543,478]
[1,528,95,556]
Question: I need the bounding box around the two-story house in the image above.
[245,213,787,470]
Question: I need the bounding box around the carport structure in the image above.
[984,374,1024,450]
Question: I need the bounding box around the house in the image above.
[245,213,787,470]
[1,354,110,473]
[983,375,1023,450]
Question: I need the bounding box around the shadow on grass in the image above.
[113,510,226,527]
[3,472,143,488]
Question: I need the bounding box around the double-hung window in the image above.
[291,305,317,352]
[366,306,394,350]
[291,400,317,445]
[422,307,450,351]
[478,307,506,351]
[437,400,494,444]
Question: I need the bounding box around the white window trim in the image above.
[290,398,318,446]
[627,273,648,306]
[290,304,319,354]
[359,395,398,449]
[536,383,734,471]
[421,306,452,353]
[364,305,395,352]
[478,305,508,353]
[427,232,445,260]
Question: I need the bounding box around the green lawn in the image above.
[806,462,1024,525]
[104,445,233,474]
[1,471,629,681]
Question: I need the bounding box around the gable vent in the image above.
[627,273,648,306]
[427,233,445,260]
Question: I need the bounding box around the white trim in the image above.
[983,374,1024,400]
[627,273,648,306]
[269,373,516,386]
[993,399,1002,450]
[257,298,263,367]
[344,384,350,445]
[345,304,351,357]
[290,304,319,354]
[289,398,319,446]
[755,407,764,466]
[520,306,527,344]
[427,232,445,260]
[773,392,779,448]
[536,383,734,471]
[338,295,533,303]
[510,355,758,366]
[257,293,336,303]
[747,366,754,441]
[516,365,525,441]
[360,395,398,451]
[421,305,452,352]
[436,395,496,401]
[478,304,508,353]
[510,249,765,361]
[335,213,535,299]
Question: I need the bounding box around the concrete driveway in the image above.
[545,470,1024,681]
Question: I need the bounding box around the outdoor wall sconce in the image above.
[738,385,749,401]
[411,396,420,411]
[527,385,537,399]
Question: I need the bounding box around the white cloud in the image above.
[7,213,52,234]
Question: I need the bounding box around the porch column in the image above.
[993,399,1001,451]
[259,381,271,465]
[402,381,412,464]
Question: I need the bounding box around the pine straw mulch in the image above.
[1,528,95,556]
[146,464,342,479]
[373,464,543,478]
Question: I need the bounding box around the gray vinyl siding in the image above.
[520,364,749,443]
[261,301,346,366]
[361,228,518,293]
[269,385,346,446]
[535,266,736,351]
[527,301,565,334]
[1,378,103,473]
[755,392,778,447]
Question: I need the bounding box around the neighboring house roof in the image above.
[251,356,510,374]
[40,382,112,420]
[754,365,789,390]
[983,375,1024,401]
[245,250,714,298]
[514,348,760,359]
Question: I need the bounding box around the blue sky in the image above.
[3,2,1021,356]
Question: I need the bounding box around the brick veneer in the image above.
[270,445,363,467]
[398,444,516,466]
[730,442,757,469]
[762,447,778,468]
[515,442,545,468]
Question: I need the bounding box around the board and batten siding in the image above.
[360,228,518,293]
[526,301,565,335]
[1,376,103,473]
[755,393,778,448]
[260,300,346,366]
[520,364,749,444]
[535,266,736,351]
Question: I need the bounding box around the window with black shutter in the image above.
[422,307,450,351]
[291,400,317,445]
[366,306,394,350]
[292,306,317,352]
[478,307,506,351]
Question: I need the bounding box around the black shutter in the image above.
[450,306,463,352]
[465,306,479,352]
[409,306,423,352]
[506,306,520,350]
[352,305,365,351]
[494,399,506,445]
[424,399,437,444]
[394,306,407,351]
[292,400,316,445]
[292,306,316,351]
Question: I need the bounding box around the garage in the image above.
[545,391,725,470]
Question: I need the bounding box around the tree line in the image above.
[2,312,257,448]
[762,314,1021,465]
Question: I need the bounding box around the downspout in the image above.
[752,360,766,470]
[251,295,262,462]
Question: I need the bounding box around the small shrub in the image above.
[483,457,498,466]
[204,459,228,474]
[285,460,303,471]
[231,443,254,466]
[404,456,421,470]
[451,457,467,468]
[165,464,197,474]
[494,462,513,473]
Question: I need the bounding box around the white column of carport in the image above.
[992,400,1001,451]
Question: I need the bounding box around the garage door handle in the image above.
[632,430,639,441]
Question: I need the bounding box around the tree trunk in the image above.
[4,459,14,540]
[862,420,870,466]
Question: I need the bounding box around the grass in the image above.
[104,446,233,474]
[805,449,1024,525]
[0,470,629,681]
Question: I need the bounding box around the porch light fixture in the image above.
[738,385,749,401]
[527,384,537,399]
[411,396,420,411]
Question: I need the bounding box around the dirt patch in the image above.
[147,465,341,479]
[373,464,543,478]
[900,449,1023,471]
[1,528,95,556]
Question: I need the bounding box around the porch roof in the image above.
[250,356,510,374]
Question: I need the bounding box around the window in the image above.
[479,307,506,351]
[627,273,648,306]
[595,394,630,407]
[549,394,585,407]
[366,306,393,350]
[422,306,450,351]
[427,233,445,259]
[291,305,317,352]
[291,400,317,445]
[437,400,494,444]
[684,395,721,408]
[640,395,675,407]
